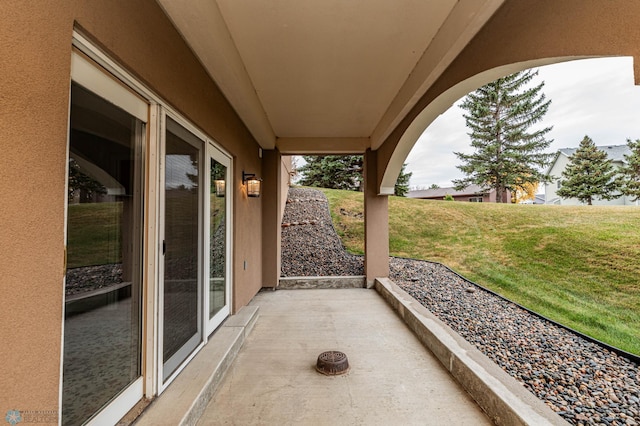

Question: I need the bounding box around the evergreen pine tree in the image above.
[298,155,363,191]
[556,136,620,205]
[68,158,107,202]
[618,138,640,202]
[453,70,554,203]
[298,156,411,194]
[394,164,412,197]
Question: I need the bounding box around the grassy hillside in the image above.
[67,202,123,269]
[318,187,640,355]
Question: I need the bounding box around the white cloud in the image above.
[406,57,640,188]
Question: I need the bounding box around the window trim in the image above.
[71,51,148,121]
[204,143,233,336]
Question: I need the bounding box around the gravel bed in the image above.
[281,187,363,276]
[281,188,640,425]
[390,258,640,426]
[65,264,123,295]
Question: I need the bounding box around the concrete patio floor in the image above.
[197,288,491,425]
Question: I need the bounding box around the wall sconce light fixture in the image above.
[242,171,262,197]
[214,179,226,197]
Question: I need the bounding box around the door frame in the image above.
[204,143,233,336]
[157,111,206,389]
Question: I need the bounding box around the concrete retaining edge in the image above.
[375,277,569,426]
[278,275,366,289]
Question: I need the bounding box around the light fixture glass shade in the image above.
[214,179,225,197]
[246,178,261,197]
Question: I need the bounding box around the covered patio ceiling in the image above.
[157,0,505,154]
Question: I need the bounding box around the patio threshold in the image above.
[135,305,259,426]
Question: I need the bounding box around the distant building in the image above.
[545,145,637,205]
[408,184,510,203]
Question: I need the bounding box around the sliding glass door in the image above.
[161,117,204,382]
[68,39,235,420]
[160,118,233,383]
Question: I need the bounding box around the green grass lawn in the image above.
[318,187,640,355]
[67,192,220,269]
[67,202,123,269]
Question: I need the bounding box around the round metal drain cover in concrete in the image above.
[316,351,350,376]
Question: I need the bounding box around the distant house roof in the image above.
[407,184,489,199]
[558,144,630,163]
[547,144,631,175]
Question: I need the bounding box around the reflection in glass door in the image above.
[208,154,229,329]
[63,82,144,425]
[162,117,203,382]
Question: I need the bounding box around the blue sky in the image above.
[405,57,640,189]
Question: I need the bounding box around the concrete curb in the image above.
[136,305,259,426]
[375,277,569,426]
[278,275,366,289]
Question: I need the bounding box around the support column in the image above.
[261,149,282,288]
[364,149,389,287]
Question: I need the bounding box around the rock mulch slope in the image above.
[65,264,123,295]
[281,187,364,276]
[281,187,640,426]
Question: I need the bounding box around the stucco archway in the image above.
[376,0,640,194]
[379,57,596,194]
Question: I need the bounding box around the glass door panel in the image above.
[162,117,202,381]
[209,158,227,320]
[63,83,144,425]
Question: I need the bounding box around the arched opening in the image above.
[377,57,640,358]
[362,53,640,423]
[381,56,608,193]
[405,57,640,198]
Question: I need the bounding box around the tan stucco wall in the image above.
[280,156,293,221]
[364,150,389,286]
[259,154,291,288]
[0,1,73,414]
[378,0,640,193]
[261,149,282,288]
[0,0,262,414]
[233,156,264,310]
